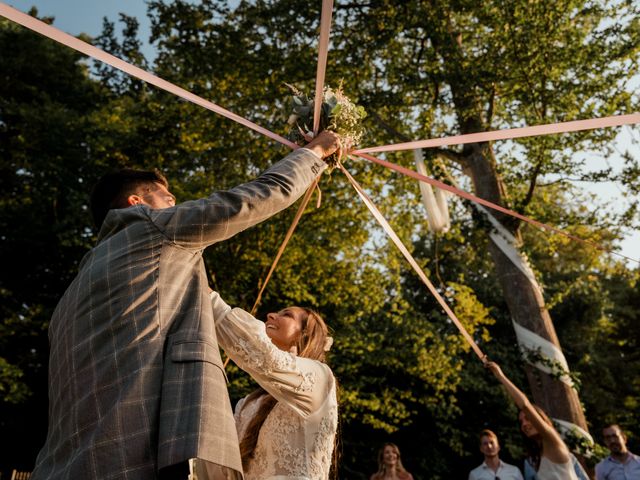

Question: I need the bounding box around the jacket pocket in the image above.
[170,337,228,383]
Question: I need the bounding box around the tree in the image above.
[142,0,640,472]
[329,0,639,435]
[2,2,640,477]
[0,10,106,472]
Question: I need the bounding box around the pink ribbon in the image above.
[354,114,640,154]
[0,2,298,150]
[1,2,636,266]
[339,164,486,360]
[312,0,334,136]
[250,177,320,316]
[354,152,639,265]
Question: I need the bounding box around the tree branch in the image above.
[522,158,544,208]
[486,83,496,126]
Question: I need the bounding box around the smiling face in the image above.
[265,307,305,351]
[519,411,539,438]
[382,445,399,468]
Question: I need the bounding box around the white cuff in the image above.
[210,290,232,319]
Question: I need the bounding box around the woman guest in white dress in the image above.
[209,291,338,480]
[486,362,578,480]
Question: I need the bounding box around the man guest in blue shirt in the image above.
[596,424,640,480]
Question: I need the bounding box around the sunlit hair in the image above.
[520,404,554,471]
[295,307,329,362]
[479,429,498,446]
[90,168,168,229]
[239,307,336,473]
[370,443,412,480]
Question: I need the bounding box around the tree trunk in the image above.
[426,9,590,432]
[463,141,588,431]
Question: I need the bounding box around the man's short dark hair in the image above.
[90,168,168,229]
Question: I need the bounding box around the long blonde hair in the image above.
[239,307,335,470]
[371,443,411,480]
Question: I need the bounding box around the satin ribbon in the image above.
[512,321,573,387]
[354,114,640,154]
[250,0,331,316]
[354,152,639,264]
[339,163,486,361]
[554,418,594,445]
[0,2,298,150]
[312,0,334,135]
[1,2,636,265]
[414,149,450,232]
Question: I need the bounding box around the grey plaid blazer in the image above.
[31,149,326,480]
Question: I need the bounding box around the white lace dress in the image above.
[210,292,338,480]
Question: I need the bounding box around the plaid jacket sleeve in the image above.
[149,148,326,249]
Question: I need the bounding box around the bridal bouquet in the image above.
[285,82,366,169]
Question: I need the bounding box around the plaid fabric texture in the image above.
[31,149,326,479]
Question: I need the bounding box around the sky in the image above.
[4,0,639,264]
[8,0,151,39]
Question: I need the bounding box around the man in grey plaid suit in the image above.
[30,131,342,480]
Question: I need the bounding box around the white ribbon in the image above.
[475,204,542,295]
[413,149,450,233]
[512,321,573,387]
[553,418,595,446]
[312,0,334,135]
[474,206,572,384]
[475,189,591,440]
[474,207,571,384]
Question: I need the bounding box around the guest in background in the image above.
[370,443,414,480]
[595,424,640,480]
[469,429,523,480]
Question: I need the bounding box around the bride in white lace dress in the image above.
[209,291,338,480]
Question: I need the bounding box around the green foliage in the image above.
[520,346,582,390]
[284,82,367,160]
[1,1,640,478]
[0,357,30,404]
[0,12,107,472]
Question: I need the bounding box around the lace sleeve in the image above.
[215,306,331,418]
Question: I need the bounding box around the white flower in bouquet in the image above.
[285,82,366,169]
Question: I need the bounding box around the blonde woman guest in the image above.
[202,291,338,480]
[370,443,414,480]
[486,361,579,480]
